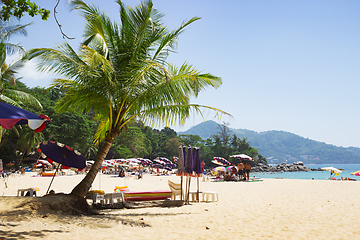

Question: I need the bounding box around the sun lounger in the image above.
[40,172,58,177]
[123,191,172,202]
[168,180,183,200]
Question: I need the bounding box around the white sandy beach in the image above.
[1,171,360,240]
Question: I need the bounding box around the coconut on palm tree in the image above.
[26,0,231,198]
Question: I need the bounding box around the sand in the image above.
[1,171,360,240]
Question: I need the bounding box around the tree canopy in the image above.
[1,0,50,21]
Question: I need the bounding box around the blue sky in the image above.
[9,0,360,148]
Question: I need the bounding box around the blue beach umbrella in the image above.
[0,102,50,131]
[38,141,86,194]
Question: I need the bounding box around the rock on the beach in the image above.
[251,162,312,173]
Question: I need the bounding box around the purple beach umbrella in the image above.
[185,147,193,175]
[193,148,202,176]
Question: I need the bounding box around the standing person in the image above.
[244,162,251,181]
[237,162,244,181]
[138,164,143,179]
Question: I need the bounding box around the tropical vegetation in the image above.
[0,17,46,164]
[25,0,230,197]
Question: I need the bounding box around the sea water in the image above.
[252,164,360,180]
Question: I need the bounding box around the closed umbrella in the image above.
[184,147,193,204]
[177,146,185,201]
[185,147,193,174]
[193,147,202,202]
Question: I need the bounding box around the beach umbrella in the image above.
[184,147,193,204]
[173,157,179,164]
[36,159,52,168]
[165,163,176,168]
[157,157,172,164]
[38,141,86,193]
[226,166,237,171]
[138,158,152,166]
[193,148,202,176]
[0,102,50,132]
[183,147,187,168]
[185,147,193,174]
[212,157,231,166]
[351,170,360,175]
[193,148,202,202]
[164,167,172,172]
[321,167,341,173]
[230,154,254,161]
[321,167,342,178]
[126,158,141,164]
[152,163,163,168]
[213,166,226,172]
[177,146,185,201]
[154,159,165,165]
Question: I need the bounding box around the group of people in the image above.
[223,161,251,181]
[236,161,251,181]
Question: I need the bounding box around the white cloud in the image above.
[6,54,59,88]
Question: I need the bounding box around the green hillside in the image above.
[178,121,360,164]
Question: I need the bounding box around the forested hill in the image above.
[178,120,360,164]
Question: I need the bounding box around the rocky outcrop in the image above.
[251,162,313,172]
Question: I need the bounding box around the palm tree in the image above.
[0,19,42,144]
[16,127,45,167]
[26,0,231,197]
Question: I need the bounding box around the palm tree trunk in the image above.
[71,136,115,197]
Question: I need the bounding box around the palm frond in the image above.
[2,89,43,110]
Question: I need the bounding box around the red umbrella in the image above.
[0,102,50,132]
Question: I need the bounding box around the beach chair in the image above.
[17,188,37,197]
[168,180,183,200]
[86,190,105,204]
[122,191,172,202]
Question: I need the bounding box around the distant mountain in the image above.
[177,120,360,164]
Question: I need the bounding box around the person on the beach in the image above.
[244,162,251,181]
[237,162,244,181]
[138,164,143,179]
[231,164,237,178]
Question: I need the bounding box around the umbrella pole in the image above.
[46,163,61,194]
[184,176,187,203]
[180,176,183,201]
[187,176,191,204]
[197,176,200,203]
